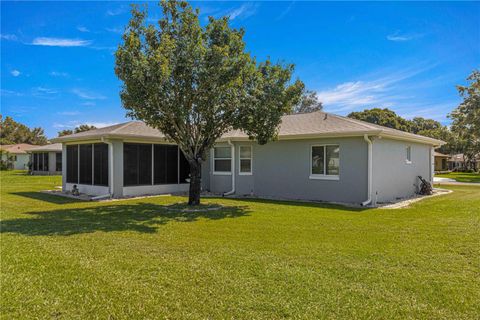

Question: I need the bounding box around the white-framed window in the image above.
[406,146,412,164]
[239,145,252,175]
[213,146,232,175]
[310,145,340,180]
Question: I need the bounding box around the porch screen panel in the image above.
[153,145,178,184]
[33,153,38,171]
[66,145,78,183]
[56,152,62,172]
[123,143,152,186]
[39,152,44,171]
[43,153,49,172]
[93,143,108,186]
[179,150,190,183]
[79,144,93,184]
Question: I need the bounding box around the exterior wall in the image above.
[65,182,109,196]
[371,138,431,203]
[434,156,448,171]
[13,154,29,170]
[123,184,189,197]
[207,137,369,203]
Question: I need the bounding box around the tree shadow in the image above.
[11,192,84,205]
[0,203,250,236]
[218,197,370,212]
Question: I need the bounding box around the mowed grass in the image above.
[1,171,479,319]
[436,171,480,183]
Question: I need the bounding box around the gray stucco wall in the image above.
[206,138,369,203]
[371,138,432,203]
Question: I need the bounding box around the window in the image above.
[56,152,62,172]
[310,145,340,180]
[43,153,49,171]
[39,152,44,171]
[179,150,190,184]
[79,144,92,184]
[213,146,231,174]
[66,145,78,183]
[33,153,38,171]
[93,144,108,186]
[123,143,152,186]
[239,146,252,175]
[13,155,17,161]
[406,146,412,164]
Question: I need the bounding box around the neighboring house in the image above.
[448,153,479,171]
[434,152,449,172]
[52,111,444,205]
[27,143,63,175]
[0,143,36,170]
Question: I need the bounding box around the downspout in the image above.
[362,134,373,206]
[223,140,236,196]
[101,137,114,197]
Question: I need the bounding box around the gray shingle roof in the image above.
[52,111,445,146]
[27,143,62,152]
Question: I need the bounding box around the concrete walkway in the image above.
[433,177,480,186]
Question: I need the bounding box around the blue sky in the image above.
[1,1,479,138]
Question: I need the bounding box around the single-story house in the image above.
[434,151,449,172]
[27,143,63,175]
[0,143,36,170]
[448,153,479,171]
[52,111,444,205]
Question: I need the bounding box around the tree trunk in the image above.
[188,160,202,206]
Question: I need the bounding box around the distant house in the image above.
[0,143,36,170]
[52,111,444,205]
[434,152,449,172]
[27,143,63,175]
[448,153,479,171]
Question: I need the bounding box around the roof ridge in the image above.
[327,113,380,131]
[109,121,136,134]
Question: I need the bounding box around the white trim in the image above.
[238,145,253,175]
[406,145,412,164]
[212,145,232,175]
[309,175,339,180]
[309,144,340,180]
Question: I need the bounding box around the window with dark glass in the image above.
[93,144,108,186]
[56,152,62,172]
[79,144,92,184]
[66,145,78,183]
[154,145,179,184]
[39,152,44,171]
[33,153,38,171]
[310,145,340,178]
[123,143,152,186]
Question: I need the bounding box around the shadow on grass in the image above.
[0,202,250,236]
[212,197,370,212]
[10,192,84,205]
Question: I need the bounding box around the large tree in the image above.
[347,108,412,132]
[115,1,303,205]
[291,90,323,114]
[58,124,97,137]
[449,70,480,170]
[0,115,48,145]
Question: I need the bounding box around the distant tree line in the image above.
[57,124,97,137]
[0,115,48,145]
[347,70,480,170]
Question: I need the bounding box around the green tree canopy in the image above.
[58,124,97,137]
[291,90,323,114]
[347,108,412,132]
[0,115,48,145]
[115,0,303,205]
[449,70,480,169]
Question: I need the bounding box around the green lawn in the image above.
[435,171,480,183]
[1,171,479,319]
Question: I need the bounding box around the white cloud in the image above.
[0,34,17,41]
[276,1,295,21]
[32,87,58,97]
[105,27,123,34]
[1,89,23,96]
[106,6,127,16]
[82,102,96,107]
[72,88,106,100]
[11,70,21,77]
[57,111,80,116]
[49,71,69,77]
[386,32,424,42]
[31,37,91,47]
[53,121,117,129]
[227,3,259,20]
[77,26,89,33]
